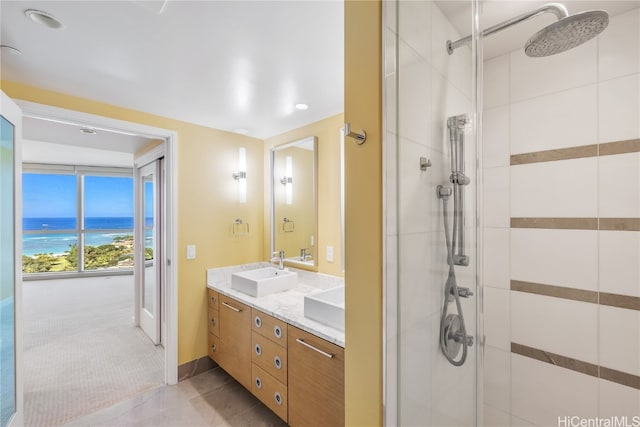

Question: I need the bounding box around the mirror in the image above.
[270,136,318,268]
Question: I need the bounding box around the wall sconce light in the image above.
[232,147,247,203]
[280,155,293,205]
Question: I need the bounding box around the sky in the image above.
[23,173,134,218]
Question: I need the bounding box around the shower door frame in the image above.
[381,0,484,425]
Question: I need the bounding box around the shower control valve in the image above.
[454,332,474,347]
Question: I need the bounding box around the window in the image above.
[22,166,134,274]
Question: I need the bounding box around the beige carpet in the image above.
[23,275,164,426]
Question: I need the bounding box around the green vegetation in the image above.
[22,235,138,273]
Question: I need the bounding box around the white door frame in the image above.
[2,90,24,426]
[15,100,179,385]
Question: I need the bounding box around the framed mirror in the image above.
[270,136,317,268]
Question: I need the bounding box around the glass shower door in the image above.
[384,1,480,425]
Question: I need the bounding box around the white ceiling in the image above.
[438,0,640,59]
[1,0,344,141]
[2,0,638,156]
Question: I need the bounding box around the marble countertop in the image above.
[206,262,345,348]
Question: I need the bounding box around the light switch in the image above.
[326,246,334,262]
[186,245,196,260]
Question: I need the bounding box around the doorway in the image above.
[16,100,178,425]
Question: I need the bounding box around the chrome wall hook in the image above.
[344,122,366,145]
[420,157,432,170]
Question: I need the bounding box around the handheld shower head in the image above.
[525,10,608,57]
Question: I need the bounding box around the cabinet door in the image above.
[288,326,345,427]
[218,295,252,390]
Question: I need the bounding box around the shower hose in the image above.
[439,191,469,366]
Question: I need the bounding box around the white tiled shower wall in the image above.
[482,7,640,427]
[385,1,477,425]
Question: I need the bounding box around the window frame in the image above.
[22,163,134,278]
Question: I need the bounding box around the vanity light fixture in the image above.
[280,155,293,205]
[232,147,247,203]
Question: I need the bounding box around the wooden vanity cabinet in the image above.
[206,290,345,425]
[288,325,345,427]
[216,294,252,390]
[251,309,289,422]
[207,290,220,361]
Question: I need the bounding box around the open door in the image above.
[1,91,23,426]
[136,159,163,345]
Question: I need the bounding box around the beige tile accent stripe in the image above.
[511,280,598,303]
[510,138,640,165]
[599,139,640,156]
[511,343,599,377]
[510,145,597,165]
[510,218,598,230]
[511,217,640,231]
[599,218,640,231]
[512,342,640,390]
[600,367,640,390]
[600,292,640,311]
[511,280,639,311]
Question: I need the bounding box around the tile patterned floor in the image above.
[63,367,288,427]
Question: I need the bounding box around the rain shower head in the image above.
[524,10,608,57]
[447,3,609,58]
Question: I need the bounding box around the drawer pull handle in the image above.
[210,344,216,352]
[255,343,262,356]
[274,356,282,369]
[255,316,262,328]
[210,317,216,325]
[274,325,282,339]
[295,338,335,359]
[255,376,262,389]
[274,392,283,406]
[210,296,217,304]
[222,301,241,312]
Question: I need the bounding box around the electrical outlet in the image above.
[186,245,196,260]
[326,246,334,262]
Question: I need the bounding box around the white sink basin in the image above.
[231,267,297,297]
[304,286,345,331]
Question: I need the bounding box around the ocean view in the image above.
[23,217,149,257]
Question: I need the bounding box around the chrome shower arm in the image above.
[447,3,569,54]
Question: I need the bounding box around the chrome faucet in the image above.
[271,250,285,270]
[300,248,310,261]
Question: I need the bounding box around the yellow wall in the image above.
[1,80,265,365]
[264,113,344,277]
[344,0,383,425]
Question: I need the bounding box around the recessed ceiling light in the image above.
[0,45,22,56]
[233,128,249,135]
[295,103,309,111]
[24,9,64,29]
[80,128,97,135]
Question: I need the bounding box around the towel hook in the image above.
[345,123,366,145]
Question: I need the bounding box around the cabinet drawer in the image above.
[207,289,219,310]
[207,307,219,337]
[218,295,252,390]
[252,364,288,423]
[252,331,287,385]
[252,308,287,346]
[288,326,344,427]
[207,332,220,362]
